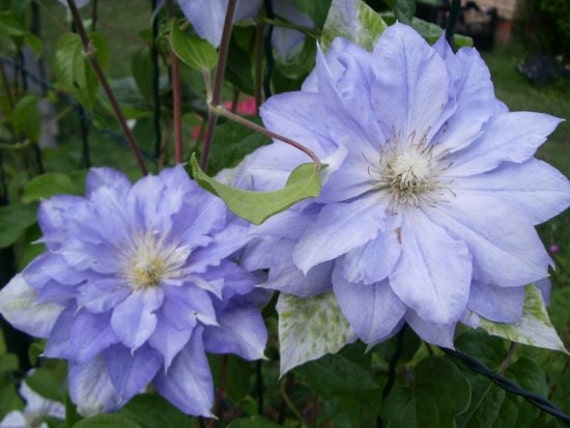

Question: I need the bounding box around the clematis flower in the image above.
[0,166,267,417]
[178,0,313,60]
[237,23,570,349]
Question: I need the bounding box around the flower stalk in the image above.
[200,0,238,170]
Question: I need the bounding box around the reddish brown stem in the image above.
[66,0,148,175]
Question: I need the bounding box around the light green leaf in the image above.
[277,292,356,375]
[54,32,107,109]
[22,172,86,203]
[191,154,321,225]
[170,21,218,71]
[0,204,37,248]
[321,0,388,51]
[0,11,25,37]
[477,284,568,353]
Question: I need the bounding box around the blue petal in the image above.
[148,312,192,369]
[338,213,402,285]
[77,277,130,313]
[389,209,472,325]
[154,327,214,417]
[111,288,164,349]
[45,307,119,363]
[333,270,406,346]
[103,343,162,403]
[431,192,552,287]
[203,304,267,360]
[449,112,562,176]
[86,167,131,199]
[452,158,570,225]
[405,310,456,348]
[68,356,122,416]
[467,281,525,323]
[163,285,216,330]
[293,196,387,274]
[371,23,449,145]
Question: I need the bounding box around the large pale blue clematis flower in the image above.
[0,166,267,417]
[238,23,570,349]
[177,0,313,59]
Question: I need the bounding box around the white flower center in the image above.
[368,139,452,209]
[122,232,189,290]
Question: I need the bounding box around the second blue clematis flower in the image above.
[0,166,268,417]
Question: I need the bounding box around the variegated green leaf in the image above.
[277,291,357,375]
[478,284,568,353]
[321,0,388,51]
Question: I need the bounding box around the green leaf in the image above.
[73,413,143,428]
[22,172,86,203]
[415,357,471,425]
[321,0,388,51]
[293,0,332,27]
[120,394,193,428]
[11,94,41,142]
[191,154,321,225]
[383,357,471,428]
[477,284,568,353]
[0,11,25,37]
[295,353,378,395]
[54,32,108,109]
[0,203,37,248]
[277,291,356,374]
[23,31,43,58]
[384,386,439,428]
[170,21,218,71]
[228,416,282,428]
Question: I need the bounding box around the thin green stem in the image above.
[200,0,238,170]
[212,105,323,170]
[170,48,183,163]
[445,0,461,49]
[66,0,148,175]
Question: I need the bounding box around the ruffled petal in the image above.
[111,289,164,349]
[452,158,570,225]
[293,196,387,274]
[432,192,552,287]
[45,307,119,363]
[163,285,216,330]
[86,167,131,199]
[371,23,449,144]
[103,344,162,403]
[203,304,267,360]
[148,312,192,369]
[333,271,406,346]
[448,112,562,176]
[389,209,472,325]
[154,327,214,417]
[338,213,402,285]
